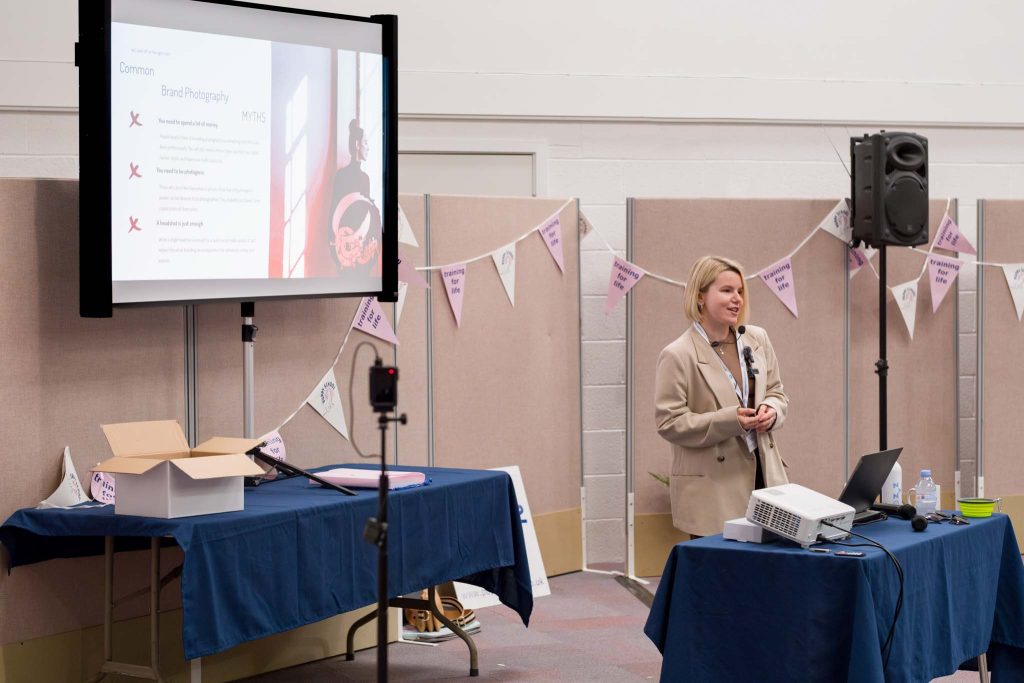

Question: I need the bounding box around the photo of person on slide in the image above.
[327,118,381,277]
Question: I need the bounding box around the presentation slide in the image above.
[107,1,384,302]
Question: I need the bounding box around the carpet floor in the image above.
[240,570,985,682]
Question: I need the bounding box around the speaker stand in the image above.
[875,245,888,451]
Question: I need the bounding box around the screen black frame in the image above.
[77,0,398,317]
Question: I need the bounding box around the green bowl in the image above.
[958,498,998,518]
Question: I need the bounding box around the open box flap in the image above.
[93,456,165,475]
[171,453,263,480]
[101,421,190,460]
[191,437,263,457]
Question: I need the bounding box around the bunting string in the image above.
[414,199,574,272]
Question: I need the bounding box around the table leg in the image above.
[978,652,990,683]
[345,609,379,660]
[425,586,478,677]
[84,537,166,682]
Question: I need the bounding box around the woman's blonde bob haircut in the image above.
[682,255,750,324]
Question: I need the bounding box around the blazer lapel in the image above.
[691,331,740,410]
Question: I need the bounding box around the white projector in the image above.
[746,483,854,547]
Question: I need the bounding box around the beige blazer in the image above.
[654,324,789,537]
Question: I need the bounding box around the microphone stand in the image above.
[364,409,407,683]
[876,245,889,451]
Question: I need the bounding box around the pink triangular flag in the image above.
[441,263,467,326]
[539,216,565,273]
[927,255,961,312]
[849,248,869,278]
[604,257,644,314]
[352,296,398,345]
[759,257,799,317]
[932,213,976,255]
[1003,264,1024,321]
[398,249,429,289]
[890,280,919,339]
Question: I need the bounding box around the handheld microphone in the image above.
[870,502,917,520]
[911,515,928,532]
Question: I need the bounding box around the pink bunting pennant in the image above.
[759,257,799,317]
[927,255,961,312]
[441,263,467,326]
[604,257,644,314]
[352,296,399,345]
[398,249,429,289]
[539,216,565,273]
[932,214,976,255]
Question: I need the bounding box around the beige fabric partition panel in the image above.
[395,194,429,467]
[195,296,396,467]
[631,199,848,530]
[848,201,957,496]
[427,196,582,516]
[0,180,186,645]
[979,201,1024,496]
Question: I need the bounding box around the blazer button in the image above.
[716,455,725,462]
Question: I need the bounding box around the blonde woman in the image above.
[654,255,789,538]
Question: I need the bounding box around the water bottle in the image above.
[914,469,938,515]
[880,462,902,506]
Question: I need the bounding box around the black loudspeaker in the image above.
[850,132,929,248]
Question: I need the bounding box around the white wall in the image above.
[3,0,1019,563]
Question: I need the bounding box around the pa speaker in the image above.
[850,132,929,248]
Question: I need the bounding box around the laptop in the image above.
[838,448,903,523]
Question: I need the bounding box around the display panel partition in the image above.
[977,200,1024,546]
[427,195,583,576]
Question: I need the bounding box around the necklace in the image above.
[713,337,734,356]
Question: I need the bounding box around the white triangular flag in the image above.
[890,280,919,339]
[817,199,852,243]
[307,368,349,439]
[38,447,91,509]
[395,281,409,328]
[579,211,594,240]
[398,205,418,247]
[1003,264,1024,321]
[491,242,516,306]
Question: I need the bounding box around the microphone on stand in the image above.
[870,502,917,520]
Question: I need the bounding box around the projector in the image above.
[746,484,854,547]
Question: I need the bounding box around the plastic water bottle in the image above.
[880,462,902,506]
[914,469,938,515]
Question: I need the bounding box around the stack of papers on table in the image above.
[310,468,427,490]
[402,621,482,642]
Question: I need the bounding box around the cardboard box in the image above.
[93,421,264,518]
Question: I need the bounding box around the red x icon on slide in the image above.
[129,162,142,179]
[128,216,141,233]
[129,111,142,127]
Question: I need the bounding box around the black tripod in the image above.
[876,245,889,451]
[363,361,406,683]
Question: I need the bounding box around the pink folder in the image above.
[310,468,426,490]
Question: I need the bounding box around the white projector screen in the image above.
[78,0,398,314]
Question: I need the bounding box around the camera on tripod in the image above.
[369,359,398,413]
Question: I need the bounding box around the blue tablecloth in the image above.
[0,465,533,659]
[645,514,1024,683]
